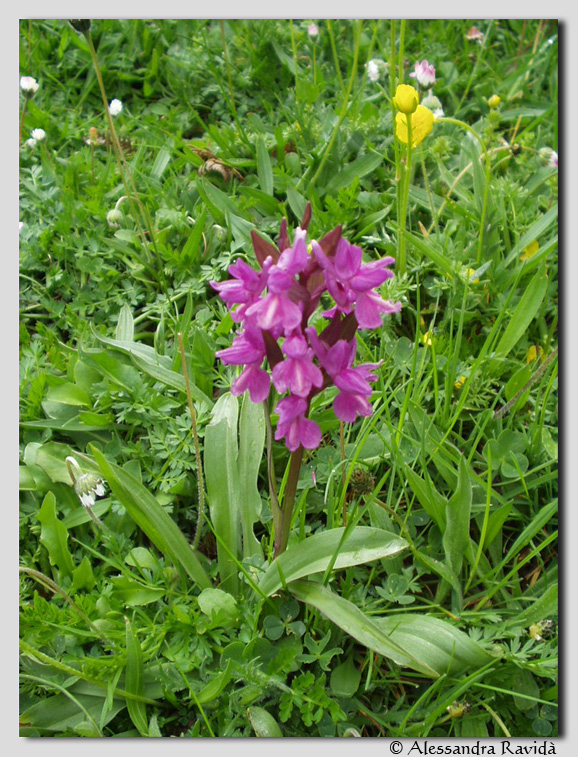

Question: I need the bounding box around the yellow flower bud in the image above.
[393,84,419,114]
[488,94,501,109]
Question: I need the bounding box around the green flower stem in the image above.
[397,112,413,276]
[456,20,493,115]
[178,333,205,550]
[307,20,363,189]
[397,19,406,83]
[275,445,304,558]
[326,20,345,96]
[438,117,491,265]
[390,21,402,238]
[263,400,282,544]
[219,21,250,148]
[19,99,28,146]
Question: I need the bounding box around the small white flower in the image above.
[109,99,123,117]
[308,23,319,38]
[66,456,107,509]
[19,221,24,233]
[76,473,107,508]
[20,76,39,94]
[26,138,37,149]
[367,59,380,83]
[31,128,46,142]
[367,58,388,84]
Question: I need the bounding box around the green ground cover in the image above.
[19,18,558,737]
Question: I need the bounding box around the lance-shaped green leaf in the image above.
[372,614,493,675]
[442,457,472,608]
[91,447,211,590]
[124,617,148,736]
[204,393,241,595]
[238,395,265,560]
[289,580,438,677]
[259,527,408,596]
[490,267,549,375]
[256,136,274,196]
[91,330,213,408]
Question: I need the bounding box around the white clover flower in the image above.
[20,76,39,94]
[367,59,388,84]
[367,59,380,83]
[308,23,319,38]
[30,128,46,142]
[466,26,484,43]
[26,138,37,149]
[410,60,436,89]
[109,99,123,117]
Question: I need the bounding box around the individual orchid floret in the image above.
[210,257,271,322]
[20,76,39,95]
[275,395,322,452]
[313,238,401,329]
[109,99,123,117]
[272,333,323,398]
[216,327,270,402]
[245,231,308,334]
[216,326,267,367]
[306,330,380,422]
[410,60,436,89]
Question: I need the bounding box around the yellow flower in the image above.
[395,106,434,147]
[393,84,419,114]
[454,375,466,389]
[488,94,501,109]
[422,330,433,347]
[520,240,539,261]
[468,268,479,283]
[526,345,545,364]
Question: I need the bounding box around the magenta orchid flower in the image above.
[272,334,324,398]
[211,208,402,451]
[312,238,401,329]
[409,60,436,89]
[275,395,322,452]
